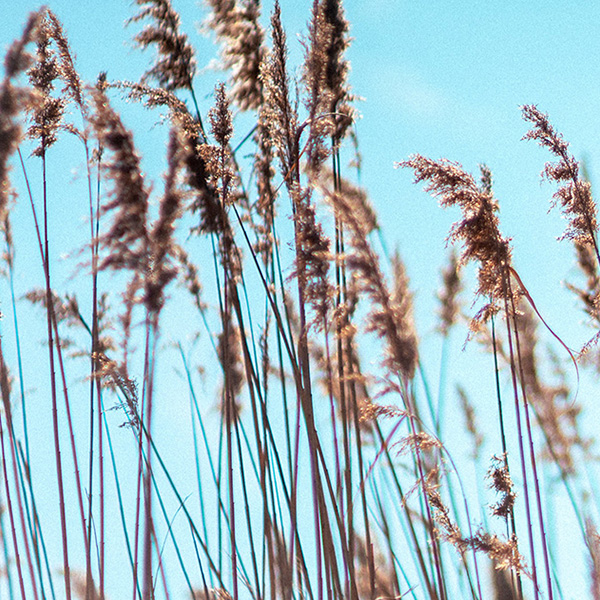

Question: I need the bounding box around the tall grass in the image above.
[0,2,599,599]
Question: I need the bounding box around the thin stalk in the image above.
[103,399,142,600]
[41,148,71,600]
[490,308,523,599]
[500,276,540,600]
[508,282,553,600]
[0,411,27,600]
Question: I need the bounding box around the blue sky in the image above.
[2,1,600,598]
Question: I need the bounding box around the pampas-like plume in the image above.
[199,83,243,278]
[123,81,202,140]
[120,81,224,238]
[303,0,354,161]
[399,157,514,327]
[45,10,85,111]
[262,4,334,326]
[260,1,297,178]
[488,454,516,519]
[91,77,150,273]
[94,353,140,432]
[0,11,41,214]
[129,0,197,92]
[437,250,462,336]
[426,472,527,575]
[329,189,418,381]
[145,127,185,313]
[26,13,66,157]
[470,532,525,575]
[320,168,378,233]
[290,188,333,328]
[204,0,266,111]
[522,104,600,260]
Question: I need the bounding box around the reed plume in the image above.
[399,157,515,327]
[26,13,66,157]
[129,0,197,93]
[329,188,418,382]
[45,10,85,111]
[204,0,266,111]
[437,250,462,336]
[91,77,150,273]
[522,104,600,265]
[0,11,40,213]
[145,127,185,314]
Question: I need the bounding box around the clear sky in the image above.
[2,1,600,599]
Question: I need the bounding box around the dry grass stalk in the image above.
[487,454,516,519]
[457,386,483,460]
[522,104,599,259]
[204,0,266,111]
[129,0,197,92]
[329,188,418,382]
[437,250,462,336]
[399,157,515,327]
[91,77,150,274]
[0,11,41,214]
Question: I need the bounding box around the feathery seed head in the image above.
[26,13,66,157]
[0,12,42,216]
[487,454,516,519]
[260,2,298,176]
[145,128,186,313]
[208,83,233,148]
[91,84,150,273]
[522,104,599,250]
[45,11,85,110]
[399,156,514,326]
[129,0,197,92]
[437,250,462,336]
[329,189,418,381]
[204,0,266,111]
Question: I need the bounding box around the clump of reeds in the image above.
[1,4,600,600]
